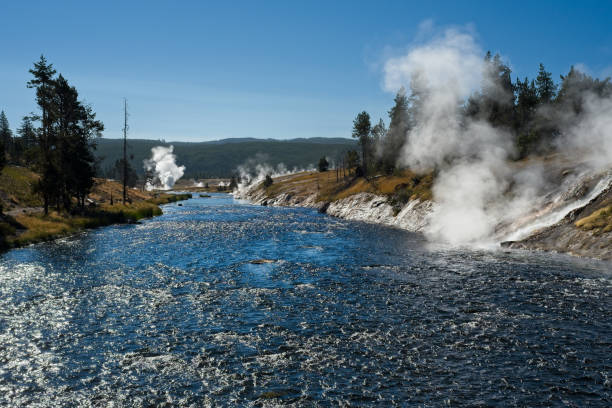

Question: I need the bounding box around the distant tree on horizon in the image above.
[318,156,329,172]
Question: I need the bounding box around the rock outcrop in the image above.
[235,186,433,233]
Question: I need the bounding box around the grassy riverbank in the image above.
[262,169,433,210]
[0,166,191,250]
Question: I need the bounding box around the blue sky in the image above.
[1,0,611,141]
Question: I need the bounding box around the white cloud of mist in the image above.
[383,27,482,98]
[382,24,612,246]
[233,154,314,197]
[143,145,186,190]
[561,93,612,169]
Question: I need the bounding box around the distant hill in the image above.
[94,137,357,178]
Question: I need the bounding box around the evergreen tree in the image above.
[0,111,12,159]
[345,150,359,174]
[53,75,103,209]
[28,55,57,215]
[481,53,515,128]
[263,174,273,188]
[0,131,5,172]
[27,57,103,212]
[351,111,371,176]
[112,158,138,188]
[17,116,38,163]
[535,63,557,104]
[556,66,612,114]
[514,77,540,156]
[318,156,329,172]
[381,88,409,173]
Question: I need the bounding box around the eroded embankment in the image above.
[237,167,612,261]
[235,171,434,233]
[502,179,612,260]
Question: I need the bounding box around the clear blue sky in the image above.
[1,0,611,141]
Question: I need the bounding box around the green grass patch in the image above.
[148,193,192,205]
[0,165,42,208]
[4,194,192,249]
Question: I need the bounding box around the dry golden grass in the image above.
[0,167,192,249]
[12,213,73,245]
[89,178,152,203]
[264,169,433,204]
[575,205,612,234]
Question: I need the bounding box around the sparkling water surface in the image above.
[0,194,610,406]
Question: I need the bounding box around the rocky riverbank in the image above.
[236,168,611,261]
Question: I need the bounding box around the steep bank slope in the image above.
[503,180,612,260]
[237,164,611,260]
[235,170,434,232]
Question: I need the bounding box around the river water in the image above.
[0,194,610,406]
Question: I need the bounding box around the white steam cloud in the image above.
[561,93,612,169]
[383,24,612,246]
[144,145,186,190]
[233,154,314,197]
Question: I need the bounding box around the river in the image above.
[0,193,610,406]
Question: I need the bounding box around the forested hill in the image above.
[94,137,356,178]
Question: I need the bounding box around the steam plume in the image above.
[383,24,612,246]
[143,145,186,190]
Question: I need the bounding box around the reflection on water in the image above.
[0,193,610,406]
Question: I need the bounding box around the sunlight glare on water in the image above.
[0,193,610,406]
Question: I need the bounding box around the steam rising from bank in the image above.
[144,146,186,190]
[382,25,612,246]
[233,154,314,197]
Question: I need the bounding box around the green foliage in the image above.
[0,136,5,173]
[536,63,557,103]
[556,66,612,114]
[318,156,329,172]
[352,111,372,176]
[0,111,12,161]
[110,158,138,187]
[26,56,104,213]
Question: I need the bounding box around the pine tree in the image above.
[514,77,540,157]
[112,158,137,187]
[53,74,103,210]
[0,111,12,160]
[28,55,57,215]
[27,57,103,212]
[0,132,5,172]
[351,111,371,177]
[17,117,37,150]
[318,156,329,172]
[381,88,410,173]
[481,53,515,128]
[535,63,557,104]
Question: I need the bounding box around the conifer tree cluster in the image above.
[351,53,612,176]
[1,55,106,214]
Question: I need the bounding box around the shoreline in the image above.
[0,193,192,252]
[235,172,611,262]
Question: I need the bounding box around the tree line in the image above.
[1,56,103,214]
[348,53,612,177]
